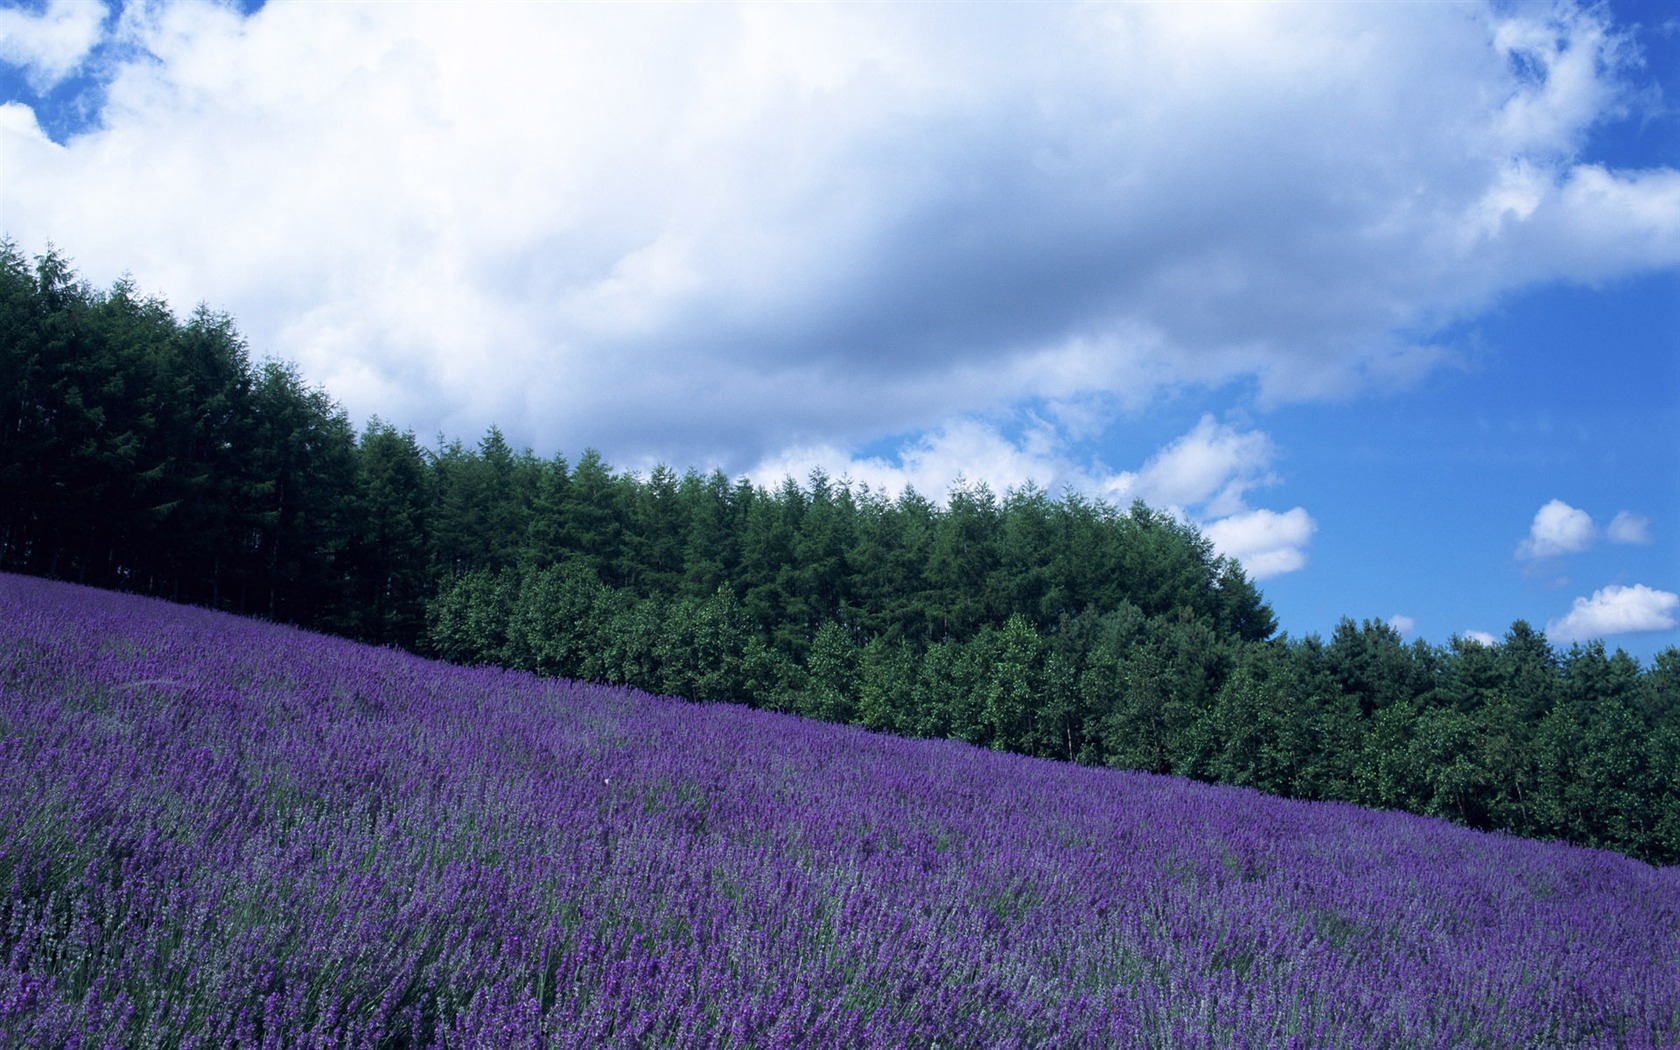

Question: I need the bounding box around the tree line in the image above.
[3,241,1676,864]
[434,569,1679,865]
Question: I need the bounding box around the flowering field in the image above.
[1,574,1676,1048]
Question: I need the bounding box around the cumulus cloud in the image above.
[1545,584,1680,644]
[0,2,1675,470]
[1387,615,1417,636]
[0,0,104,91]
[1462,630,1501,647]
[1200,508,1317,581]
[1516,499,1597,559]
[1607,511,1652,545]
[1107,417,1278,519]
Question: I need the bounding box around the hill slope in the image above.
[2,573,1676,1048]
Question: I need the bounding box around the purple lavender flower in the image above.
[0,573,1675,1047]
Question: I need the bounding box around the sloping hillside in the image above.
[2,573,1676,1048]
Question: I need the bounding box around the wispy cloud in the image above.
[1606,511,1652,545]
[0,0,104,92]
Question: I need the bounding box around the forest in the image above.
[3,240,1676,865]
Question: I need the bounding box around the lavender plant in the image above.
[2,573,1675,1048]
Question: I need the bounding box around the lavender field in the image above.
[1,573,1676,1048]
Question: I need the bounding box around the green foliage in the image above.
[425,571,515,666]
[856,636,917,735]
[1193,643,1312,797]
[504,562,606,679]
[974,614,1042,752]
[352,419,432,647]
[804,621,860,724]
[0,241,361,624]
[656,587,753,704]
[1326,618,1434,717]
[247,360,361,627]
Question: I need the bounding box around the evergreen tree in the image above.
[622,463,685,595]
[476,425,530,574]
[790,469,853,632]
[522,452,571,570]
[677,468,738,599]
[246,361,360,628]
[353,419,431,646]
[561,449,626,584]
[926,479,1001,640]
[1326,618,1433,717]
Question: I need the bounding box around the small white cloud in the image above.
[1124,415,1278,519]
[0,0,105,91]
[1462,630,1501,647]
[1387,614,1417,635]
[1545,583,1680,644]
[1515,499,1596,559]
[1606,511,1651,545]
[1201,507,1317,581]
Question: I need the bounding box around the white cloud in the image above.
[1516,499,1596,559]
[0,3,1674,469]
[1387,614,1417,636]
[1546,584,1680,644]
[1110,416,1278,519]
[1201,508,1317,581]
[1489,8,1632,160]
[749,418,1092,502]
[0,0,104,91]
[1607,511,1652,545]
[1462,630,1501,647]
[752,414,1317,580]
[752,413,1282,511]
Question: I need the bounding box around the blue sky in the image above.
[2,0,1676,660]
